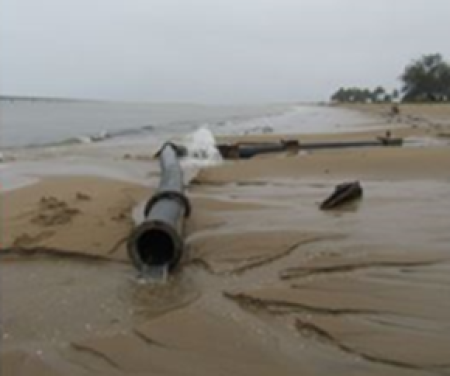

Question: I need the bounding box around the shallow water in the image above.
[183,177,450,373]
[191,179,450,251]
[0,258,198,352]
[138,264,170,284]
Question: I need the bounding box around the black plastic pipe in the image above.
[301,138,403,150]
[238,143,286,159]
[218,138,403,159]
[128,143,190,272]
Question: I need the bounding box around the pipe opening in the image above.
[136,229,176,266]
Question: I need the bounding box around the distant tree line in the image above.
[331,87,399,103]
[331,53,450,103]
[0,95,80,103]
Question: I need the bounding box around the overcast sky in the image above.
[1,0,449,103]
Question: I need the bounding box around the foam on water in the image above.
[180,127,223,168]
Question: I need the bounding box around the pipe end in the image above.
[127,221,183,271]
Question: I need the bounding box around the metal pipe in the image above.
[128,143,190,272]
[218,140,300,159]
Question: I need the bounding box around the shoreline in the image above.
[2,101,449,194]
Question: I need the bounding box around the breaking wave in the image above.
[180,127,223,167]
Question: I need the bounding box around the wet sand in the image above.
[2,105,450,375]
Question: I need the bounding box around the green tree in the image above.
[400,54,450,102]
[331,87,347,102]
[331,87,383,103]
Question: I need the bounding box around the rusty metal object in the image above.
[320,181,363,210]
[218,139,300,159]
[216,144,241,159]
[128,143,190,272]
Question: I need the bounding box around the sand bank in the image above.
[342,103,450,123]
[195,146,450,183]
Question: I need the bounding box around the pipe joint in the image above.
[143,191,191,218]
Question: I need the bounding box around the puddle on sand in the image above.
[201,179,450,253]
[0,258,198,352]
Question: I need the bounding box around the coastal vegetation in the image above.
[401,54,450,102]
[331,87,397,103]
[331,53,450,103]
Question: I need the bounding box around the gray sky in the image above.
[1,0,449,103]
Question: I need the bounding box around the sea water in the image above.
[0,99,379,150]
[0,99,289,149]
[0,99,383,193]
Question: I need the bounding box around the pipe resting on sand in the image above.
[128,143,190,272]
[217,138,403,159]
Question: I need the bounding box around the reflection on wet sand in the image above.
[1,259,198,351]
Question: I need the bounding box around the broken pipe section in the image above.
[320,181,363,210]
[128,143,191,272]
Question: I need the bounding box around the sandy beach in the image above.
[1,104,450,375]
